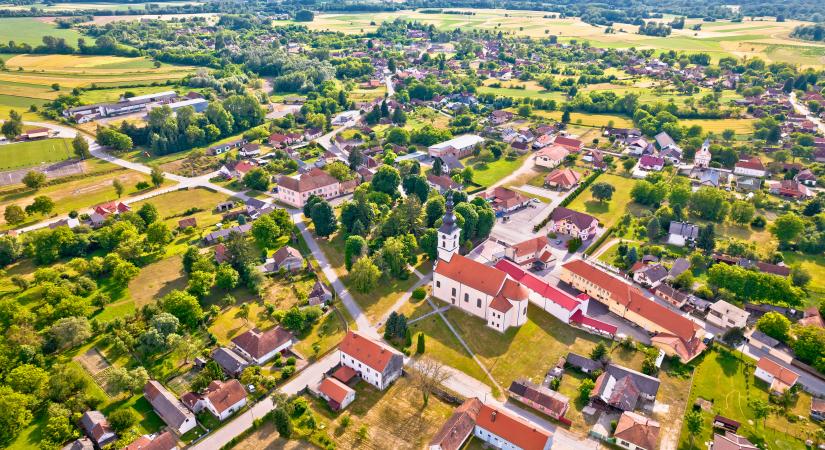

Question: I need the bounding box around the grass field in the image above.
[678,349,818,450]
[469,153,530,187]
[566,172,642,228]
[0,138,73,170]
[0,17,85,46]
[782,252,825,305]
[281,10,825,67]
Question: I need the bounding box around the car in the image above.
[555,239,562,245]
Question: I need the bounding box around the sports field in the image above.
[282,10,825,67]
[0,53,194,117]
[0,138,74,170]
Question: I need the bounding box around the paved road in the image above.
[790,92,825,134]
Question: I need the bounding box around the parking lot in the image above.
[490,200,554,243]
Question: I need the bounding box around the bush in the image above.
[136,181,150,190]
[412,287,426,301]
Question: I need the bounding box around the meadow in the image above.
[0,17,85,46]
[0,138,73,170]
[281,10,825,67]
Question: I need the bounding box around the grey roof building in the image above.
[144,380,197,435]
[212,347,249,377]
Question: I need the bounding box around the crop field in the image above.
[283,10,825,67]
[1,1,203,11]
[0,53,194,117]
[0,17,85,46]
[0,138,73,170]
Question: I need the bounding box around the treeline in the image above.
[791,23,825,42]
[0,35,139,57]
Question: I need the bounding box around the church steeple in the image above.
[437,193,461,262]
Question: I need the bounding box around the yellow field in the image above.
[283,10,825,67]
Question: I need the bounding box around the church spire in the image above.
[438,192,461,262]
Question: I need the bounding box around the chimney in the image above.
[491,411,497,422]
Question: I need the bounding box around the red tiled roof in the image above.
[318,377,354,404]
[489,294,514,313]
[231,326,293,360]
[204,379,246,414]
[614,411,660,450]
[278,168,339,193]
[735,157,765,171]
[339,331,402,373]
[474,403,552,450]
[429,398,482,450]
[545,168,580,187]
[123,431,178,450]
[510,236,549,258]
[553,136,582,150]
[494,259,580,311]
[570,310,618,334]
[435,254,507,297]
[332,365,357,383]
[757,357,799,386]
[562,260,699,341]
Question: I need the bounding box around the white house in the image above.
[182,380,247,422]
[473,401,553,450]
[535,145,569,169]
[339,331,404,390]
[503,236,555,270]
[706,300,749,330]
[231,326,294,365]
[547,207,599,240]
[734,157,768,178]
[613,411,660,450]
[317,377,356,411]
[755,357,799,394]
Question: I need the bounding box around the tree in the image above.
[721,327,746,346]
[791,265,811,288]
[372,166,401,197]
[188,270,215,299]
[72,134,90,159]
[685,410,703,449]
[417,332,425,354]
[729,200,755,224]
[112,261,139,286]
[150,165,164,188]
[350,257,380,292]
[579,378,595,402]
[295,9,314,21]
[771,213,805,243]
[4,205,25,225]
[25,195,54,216]
[106,366,149,395]
[622,158,636,173]
[756,311,791,341]
[22,171,46,189]
[146,221,172,248]
[251,214,282,249]
[310,200,336,238]
[6,364,48,396]
[590,341,608,361]
[161,290,204,328]
[0,386,33,446]
[689,187,728,221]
[1,113,22,140]
[696,224,715,253]
[137,203,158,225]
[243,168,270,191]
[108,408,139,433]
[49,316,91,349]
[113,178,124,198]
[273,407,293,438]
[215,264,240,290]
[646,216,661,240]
[344,235,367,270]
[591,182,615,202]
[750,398,771,428]
[411,358,450,406]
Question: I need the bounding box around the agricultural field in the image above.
[0,138,73,170]
[282,10,825,66]
[1,1,203,12]
[0,53,195,117]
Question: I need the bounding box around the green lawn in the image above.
[782,252,825,306]
[678,349,818,450]
[0,138,73,170]
[566,172,642,228]
[469,153,530,187]
[0,17,85,46]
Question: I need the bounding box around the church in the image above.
[431,195,530,332]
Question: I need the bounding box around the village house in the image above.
[694,139,712,168]
[710,432,759,450]
[547,206,599,240]
[734,156,768,178]
[427,173,462,193]
[427,134,485,159]
[231,326,294,365]
[490,110,514,125]
[276,168,351,208]
[667,222,699,247]
[260,245,303,273]
[182,379,247,421]
[613,411,660,450]
[144,381,197,435]
[532,133,554,149]
[706,300,749,331]
[122,431,178,450]
[754,357,799,394]
[503,236,556,270]
[208,138,247,156]
[316,376,356,411]
[590,363,661,412]
[508,379,569,421]
[239,143,261,158]
[338,331,404,390]
[654,132,677,151]
[211,347,248,378]
[632,264,668,288]
[307,279,332,306]
[535,145,569,169]
[479,187,532,213]
[553,135,583,152]
[768,179,813,199]
[560,260,706,362]
[430,398,553,450]
[812,398,825,422]
[203,223,252,244]
[638,155,664,172]
[544,168,581,190]
[654,284,691,309]
[566,352,603,374]
[80,411,117,448]
[795,169,818,186]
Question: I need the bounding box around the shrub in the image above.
[412,287,426,301]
